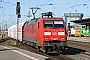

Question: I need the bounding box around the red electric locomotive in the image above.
[23,12,67,53]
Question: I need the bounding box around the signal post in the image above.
[16,2,21,46]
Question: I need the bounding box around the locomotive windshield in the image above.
[44,20,64,28]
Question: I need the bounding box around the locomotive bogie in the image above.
[41,41,67,53]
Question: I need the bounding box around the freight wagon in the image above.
[81,27,89,37]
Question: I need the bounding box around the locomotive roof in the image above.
[25,18,39,25]
[25,17,64,25]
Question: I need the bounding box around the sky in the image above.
[0,0,90,29]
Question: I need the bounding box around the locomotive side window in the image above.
[44,20,64,28]
[38,22,40,28]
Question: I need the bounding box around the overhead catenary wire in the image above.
[39,0,51,7]
[53,0,90,14]
[0,0,24,12]
[0,0,25,29]
[0,0,90,18]
[35,0,89,17]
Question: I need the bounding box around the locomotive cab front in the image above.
[40,18,67,53]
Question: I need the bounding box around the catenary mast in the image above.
[27,0,30,20]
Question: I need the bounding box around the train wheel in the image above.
[50,47,53,52]
[38,46,41,52]
[48,47,53,52]
[58,46,63,53]
[45,47,48,54]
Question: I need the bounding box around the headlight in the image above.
[44,32,51,35]
[58,32,65,35]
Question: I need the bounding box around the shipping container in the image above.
[70,28,75,36]
[75,30,81,37]
[81,28,89,37]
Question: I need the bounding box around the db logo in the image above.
[52,32,57,35]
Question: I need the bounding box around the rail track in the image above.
[1,37,90,60]
[0,37,73,60]
[17,42,73,60]
[63,46,90,60]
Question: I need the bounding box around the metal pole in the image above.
[16,16,19,46]
[89,24,90,37]
[17,16,18,40]
[27,0,30,19]
[28,0,30,19]
[0,23,1,33]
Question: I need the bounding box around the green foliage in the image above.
[4,40,16,46]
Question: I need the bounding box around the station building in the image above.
[71,18,90,37]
